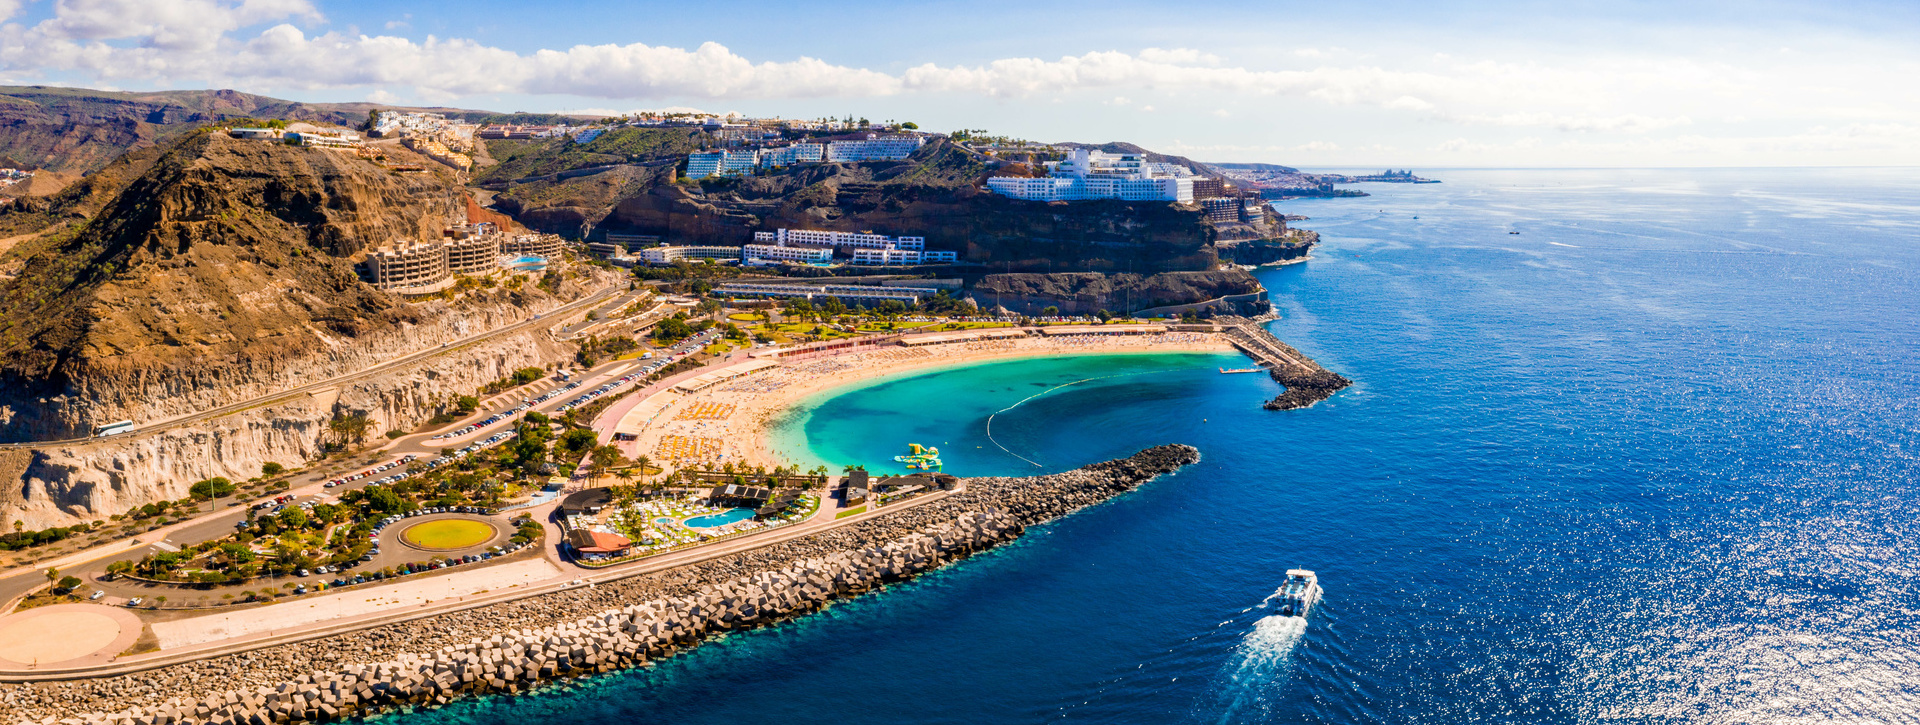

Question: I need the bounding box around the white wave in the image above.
[1210,614,1308,724]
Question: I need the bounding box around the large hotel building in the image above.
[985,148,1196,203]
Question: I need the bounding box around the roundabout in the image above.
[396,517,500,552]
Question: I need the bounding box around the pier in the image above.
[1215,316,1353,410]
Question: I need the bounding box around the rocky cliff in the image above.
[0,131,485,439]
[967,269,1265,315]
[0,328,573,528]
[0,130,607,525]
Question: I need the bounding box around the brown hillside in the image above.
[0,130,471,438]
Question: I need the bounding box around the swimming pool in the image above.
[682,508,756,529]
[506,255,548,272]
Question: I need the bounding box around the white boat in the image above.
[1273,569,1321,618]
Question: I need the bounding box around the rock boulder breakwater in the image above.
[1216,316,1352,410]
[3,445,1200,725]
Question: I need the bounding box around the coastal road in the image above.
[0,283,628,450]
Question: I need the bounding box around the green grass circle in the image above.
[399,519,496,551]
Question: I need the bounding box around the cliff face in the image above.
[0,328,575,527]
[0,131,603,442]
[1216,231,1318,265]
[967,269,1265,315]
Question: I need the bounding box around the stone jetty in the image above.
[1216,315,1351,410]
[3,445,1199,725]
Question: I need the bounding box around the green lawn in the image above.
[400,519,495,550]
[834,506,868,519]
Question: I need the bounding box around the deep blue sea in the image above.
[392,168,1920,724]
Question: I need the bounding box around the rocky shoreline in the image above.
[2,445,1201,725]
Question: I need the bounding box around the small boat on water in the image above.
[1272,569,1322,619]
[1219,367,1264,374]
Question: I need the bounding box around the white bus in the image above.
[94,420,135,437]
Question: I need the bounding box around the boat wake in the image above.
[1208,614,1308,724]
[1200,581,1320,724]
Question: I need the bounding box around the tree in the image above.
[652,317,693,343]
[277,506,309,529]
[43,567,58,584]
[1041,306,1060,317]
[261,462,285,477]
[311,503,341,524]
[457,396,480,414]
[189,477,236,500]
[329,412,373,449]
[364,485,407,513]
[219,542,256,565]
[589,445,625,485]
[900,122,919,130]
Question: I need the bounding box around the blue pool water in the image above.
[681,508,755,529]
[391,168,1920,724]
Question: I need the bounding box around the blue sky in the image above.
[1,0,1916,167]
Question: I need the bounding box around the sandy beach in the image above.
[611,329,1243,475]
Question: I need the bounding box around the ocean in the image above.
[390,168,1920,724]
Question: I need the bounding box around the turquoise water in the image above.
[388,168,1920,724]
[681,508,755,528]
[765,352,1250,476]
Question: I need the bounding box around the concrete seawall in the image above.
[4,445,1201,725]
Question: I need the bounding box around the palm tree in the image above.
[588,445,624,486]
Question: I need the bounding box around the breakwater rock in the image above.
[1263,368,1353,410]
[4,445,1199,725]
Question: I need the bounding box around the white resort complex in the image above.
[684,134,924,179]
[986,148,1196,202]
[743,228,956,266]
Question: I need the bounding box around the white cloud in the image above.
[0,0,1915,165]
[1449,112,1693,133]
[1386,95,1434,111]
[34,0,320,52]
[1138,47,1221,66]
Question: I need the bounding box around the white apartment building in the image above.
[825,134,926,162]
[753,228,924,251]
[848,247,960,265]
[637,245,744,265]
[289,130,362,149]
[985,148,1195,203]
[686,149,760,179]
[742,243,834,264]
[758,143,825,168]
